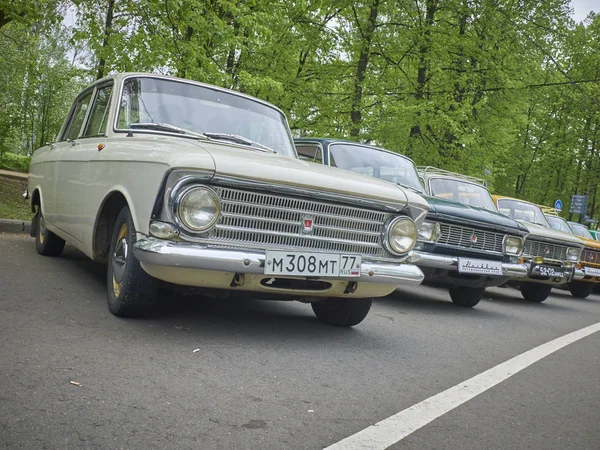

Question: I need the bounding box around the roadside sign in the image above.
[554,199,562,212]
[570,195,588,214]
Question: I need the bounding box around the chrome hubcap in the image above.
[112,237,128,283]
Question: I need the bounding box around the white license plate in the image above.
[264,251,361,278]
[457,258,503,276]
[584,266,600,276]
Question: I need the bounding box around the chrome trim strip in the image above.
[133,239,424,286]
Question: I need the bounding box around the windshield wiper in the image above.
[129,122,208,139]
[203,132,276,153]
[396,182,424,194]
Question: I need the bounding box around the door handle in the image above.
[66,139,77,146]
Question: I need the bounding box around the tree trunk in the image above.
[350,0,379,138]
[96,0,115,80]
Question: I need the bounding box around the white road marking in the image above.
[325,321,600,450]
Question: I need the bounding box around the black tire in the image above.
[35,211,65,256]
[569,282,594,299]
[311,297,372,327]
[106,206,158,317]
[520,283,552,303]
[448,286,484,307]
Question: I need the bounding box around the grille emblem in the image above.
[545,246,550,255]
[470,234,478,244]
[302,216,314,234]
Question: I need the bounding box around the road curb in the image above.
[0,219,31,234]
[0,169,29,181]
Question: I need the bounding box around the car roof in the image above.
[84,72,288,117]
[293,138,417,164]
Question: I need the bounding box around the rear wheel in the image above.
[520,283,552,303]
[569,282,594,299]
[106,206,158,317]
[448,286,484,307]
[35,211,65,256]
[311,297,372,327]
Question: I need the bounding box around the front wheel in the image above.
[569,282,594,299]
[520,283,552,303]
[106,206,158,317]
[448,286,484,307]
[311,297,372,327]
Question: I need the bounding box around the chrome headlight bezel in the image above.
[384,216,418,255]
[175,185,221,232]
[502,235,524,256]
[417,221,441,243]
[566,246,581,262]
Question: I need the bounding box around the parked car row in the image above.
[25,74,599,328]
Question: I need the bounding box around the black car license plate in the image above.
[535,265,565,278]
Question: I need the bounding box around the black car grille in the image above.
[437,223,505,254]
[581,248,600,265]
[523,239,570,262]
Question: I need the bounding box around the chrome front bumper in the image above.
[133,239,425,286]
[407,251,529,278]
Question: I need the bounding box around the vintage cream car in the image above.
[26,73,429,326]
[493,196,584,302]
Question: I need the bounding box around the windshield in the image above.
[545,215,573,234]
[569,222,594,240]
[328,143,423,192]
[429,178,496,211]
[116,77,295,156]
[497,199,549,226]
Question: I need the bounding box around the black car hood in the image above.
[425,195,528,235]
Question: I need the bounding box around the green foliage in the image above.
[0,152,31,173]
[0,177,30,220]
[1,0,599,219]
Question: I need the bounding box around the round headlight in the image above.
[566,246,581,262]
[418,221,441,243]
[503,236,523,256]
[387,217,418,254]
[177,186,220,231]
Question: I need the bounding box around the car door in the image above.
[51,89,94,240]
[56,83,114,243]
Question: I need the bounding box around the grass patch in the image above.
[0,177,31,220]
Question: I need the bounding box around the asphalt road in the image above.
[1,233,599,450]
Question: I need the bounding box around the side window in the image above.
[296,145,322,163]
[83,85,113,137]
[63,92,93,141]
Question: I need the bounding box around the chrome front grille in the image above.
[581,248,600,265]
[437,223,505,254]
[523,240,568,261]
[203,187,391,257]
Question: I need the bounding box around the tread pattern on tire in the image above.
[520,283,551,303]
[35,212,65,257]
[311,297,372,327]
[448,286,484,307]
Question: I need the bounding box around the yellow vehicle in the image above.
[566,220,600,297]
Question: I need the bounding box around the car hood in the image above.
[425,195,527,235]
[170,140,429,215]
[517,221,584,247]
[576,236,600,250]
